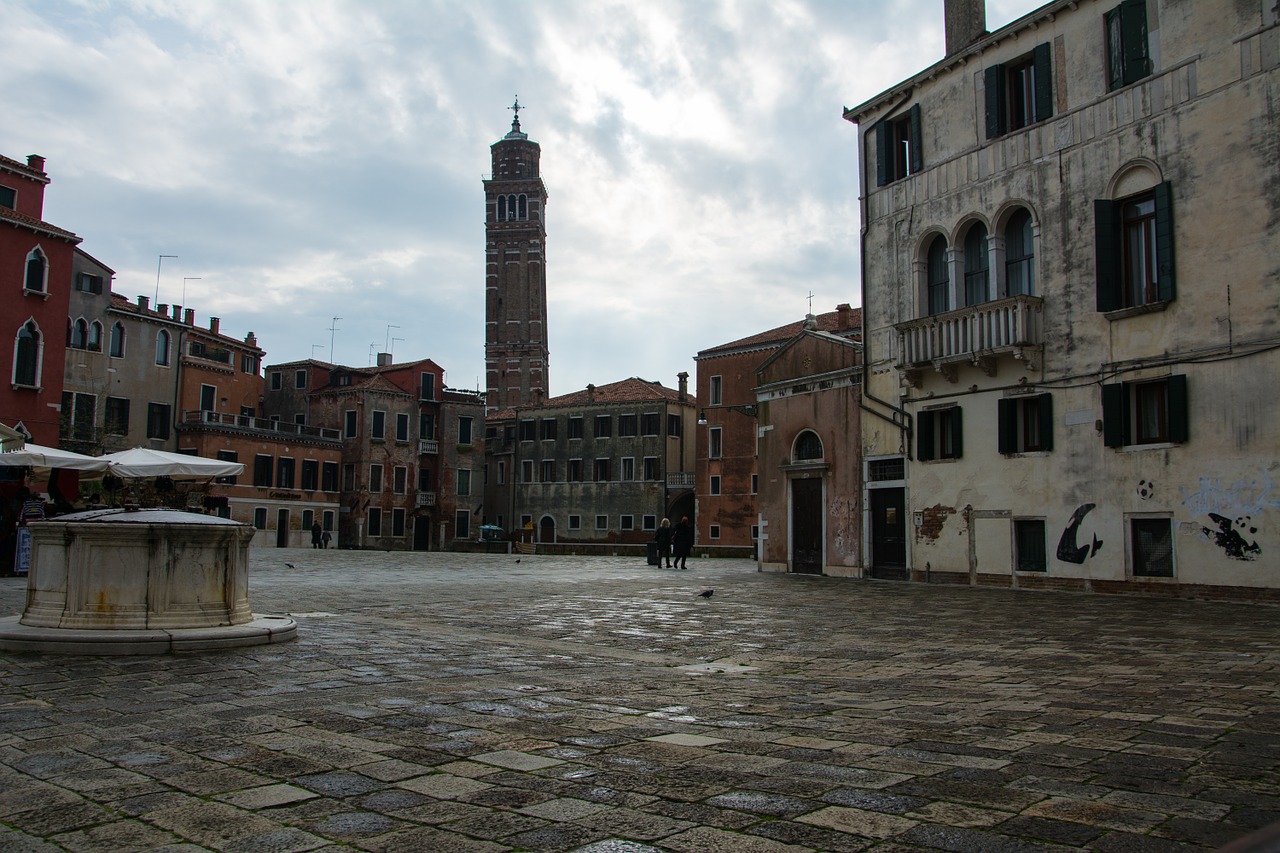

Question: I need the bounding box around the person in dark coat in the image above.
[310,521,323,549]
[672,516,694,570]
[654,517,674,567]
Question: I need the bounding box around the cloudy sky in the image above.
[5,0,1040,398]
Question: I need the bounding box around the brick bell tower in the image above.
[484,98,549,410]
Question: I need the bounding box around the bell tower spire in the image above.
[483,98,549,409]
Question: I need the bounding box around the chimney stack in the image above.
[245,332,257,348]
[209,317,220,336]
[586,383,595,401]
[184,308,194,325]
[677,371,689,401]
[137,295,149,311]
[26,154,45,173]
[172,304,182,320]
[837,303,852,331]
[377,352,392,367]
[945,0,987,56]
[157,303,168,317]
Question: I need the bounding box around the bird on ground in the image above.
[515,558,521,564]
[285,562,295,569]
[697,589,714,599]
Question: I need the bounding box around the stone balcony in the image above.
[894,294,1043,385]
[179,411,342,443]
[419,439,439,455]
[416,492,437,507]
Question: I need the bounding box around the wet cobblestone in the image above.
[0,550,1277,850]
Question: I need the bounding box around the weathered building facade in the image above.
[845,0,1280,595]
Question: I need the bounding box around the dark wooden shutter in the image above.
[1037,392,1054,451]
[1167,374,1189,443]
[916,410,935,461]
[997,398,1016,454]
[1120,0,1150,85]
[1033,43,1054,122]
[949,407,964,459]
[1154,181,1176,302]
[1101,383,1126,447]
[1094,198,1120,311]
[875,120,889,187]
[908,104,923,175]
[984,65,1005,139]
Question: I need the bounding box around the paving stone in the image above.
[473,749,565,771]
[658,826,813,852]
[216,783,320,809]
[397,772,493,799]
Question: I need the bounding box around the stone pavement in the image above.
[0,551,1277,853]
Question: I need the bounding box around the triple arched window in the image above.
[920,206,1037,316]
[67,318,104,351]
[496,193,529,221]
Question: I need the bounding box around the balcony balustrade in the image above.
[667,472,695,488]
[894,294,1043,384]
[179,410,341,442]
[418,439,439,455]
[416,491,437,507]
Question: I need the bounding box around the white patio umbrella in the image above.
[0,443,110,472]
[100,447,244,480]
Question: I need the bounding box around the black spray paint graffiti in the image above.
[1057,503,1104,564]
[1202,513,1262,561]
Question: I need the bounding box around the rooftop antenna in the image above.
[154,254,177,303]
[368,343,377,365]
[328,317,342,362]
[390,336,404,358]
[807,290,815,313]
[311,344,323,360]
[384,324,400,354]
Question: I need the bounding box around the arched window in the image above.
[507,194,517,220]
[497,195,507,220]
[1005,208,1034,296]
[518,194,527,219]
[964,223,990,306]
[109,323,126,358]
[13,320,41,387]
[793,430,824,461]
[70,318,88,349]
[155,329,170,366]
[88,321,103,351]
[24,247,47,293]
[927,235,949,315]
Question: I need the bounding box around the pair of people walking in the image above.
[655,516,694,569]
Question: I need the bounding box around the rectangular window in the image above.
[541,418,557,440]
[998,394,1054,454]
[541,459,555,482]
[1102,376,1188,448]
[594,415,612,438]
[1096,184,1174,311]
[668,414,682,438]
[709,375,723,406]
[344,410,358,438]
[710,524,721,540]
[369,464,383,492]
[146,403,171,440]
[418,466,433,491]
[621,515,634,531]
[457,469,472,496]
[875,103,922,187]
[300,460,318,491]
[594,458,611,481]
[709,426,723,459]
[254,454,273,487]
[242,354,259,375]
[621,457,635,481]
[371,410,386,440]
[215,450,238,485]
[396,413,409,442]
[60,392,96,442]
[294,413,306,426]
[984,44,1052,139]
[342,463,355,491]
[75,272,103,294]
[710,475,721,496]
[0,186,14,209]
[455,510,470,539]
[301,510,314,533]
[644,457,660,481]
[253,507,267,530]
[568,417,584,439]
[322,461,338,492]
[595,515,608,530]
[1131,517,1173,577]
[294,369,306,389]
[643,515,657,531]
[104,397,130,435]
[521,459,533,482]
[458,416,473,445]
[618,414,637,437]
[393,466,407,494]
[496,461,504,485]
[197,384,216,413]
[270,371,282,391]
[1106,0,1151,91]
[368,508,382,537]
[392,508,406,537]
[568,515,581,530]
[420,372,436,400]
[277,457,295,489]
[568,459,583,481]
[1014,519,1047,572]
[751,473,758,494]
[641,413,660,436]
[519,419,535,441]
[916,406,962,461]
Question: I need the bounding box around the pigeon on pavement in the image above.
[697,589,714,599]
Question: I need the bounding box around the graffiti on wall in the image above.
[1057,503,1103,564]
[1180,470,1274,561]
[1202,514,1262,561]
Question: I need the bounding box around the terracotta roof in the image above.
[0,154,48,182]
[0,205,80,243]
[108,293,186,325]
[697,306,862,359]
[544,377,688,408]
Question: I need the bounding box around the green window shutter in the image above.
[1037,392,1054,451]
[950,406,964,458]
[1033,43,1054,122]
[997,398,1016,454]
[984,64,1006,139]
[916,410,935,461]
[875,120,889,187]
[1101,383,1126,447]
[908,104,923,175]
[1154,181,1176,302]
[1120,0,1150,85]
[1167,374,1189,443]
[1094,198,1120,311]
[1105,6,1124,91]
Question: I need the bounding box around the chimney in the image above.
[137,295,149,311]
[837,303,852,331]
[245,332,257,348]
[586,383,595,402]
[171,304,182,320]
[677,371,689,401]
[157,303,168,317]
[945,0,987,56]
[377,352,392,367]
[26,154,45,173]
[184,308,195,325]
[209,317,220,336]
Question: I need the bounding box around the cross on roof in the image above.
[509,96,523,132]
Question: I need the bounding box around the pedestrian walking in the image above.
[321,529,332,549]
[672,516,694,570]
[310,522,323,549]
[655,518,674,567]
